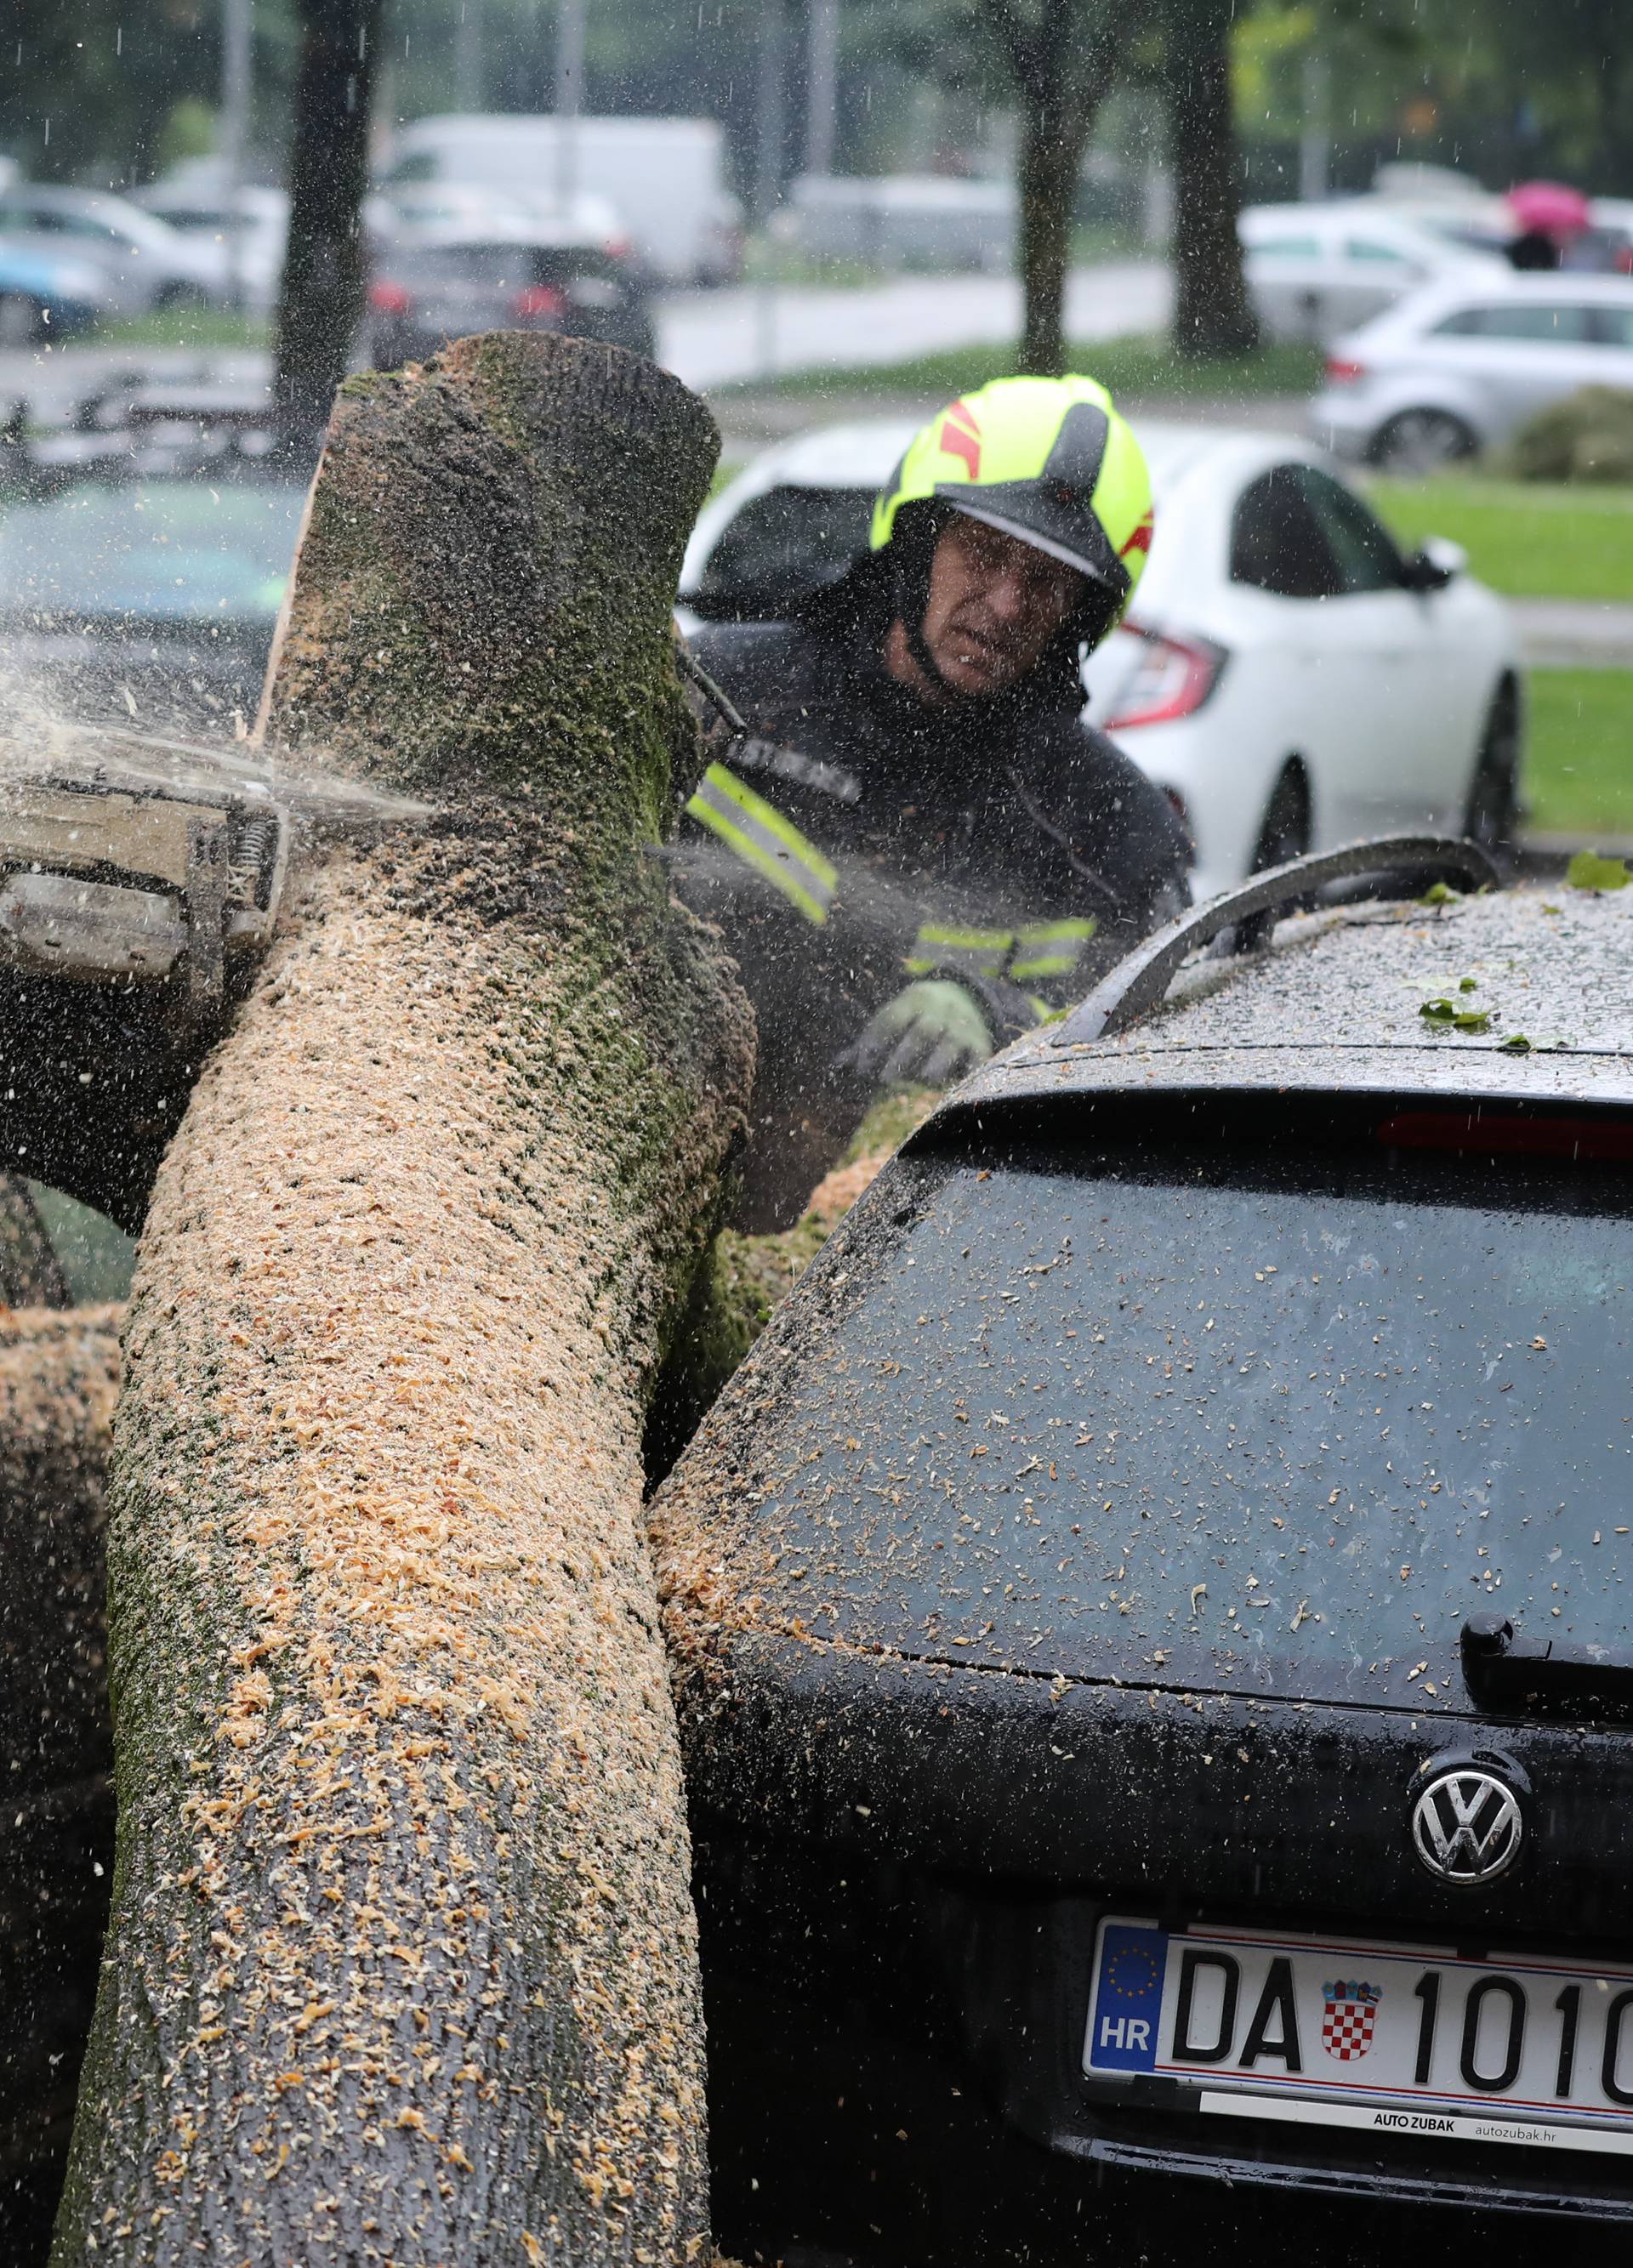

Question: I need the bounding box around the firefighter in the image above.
[674,372,1191,1230]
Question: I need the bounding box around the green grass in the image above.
[1523,669,1633,837]
[1368,474,1633,605]
[95,306,270,351]
[730,332,1323,402]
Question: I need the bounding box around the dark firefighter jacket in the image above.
[669,583,1192,1227]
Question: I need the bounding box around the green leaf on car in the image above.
[1566,850,1631,893]
[1420,998,1493,1032]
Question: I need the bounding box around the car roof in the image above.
[377,219,605,255]
[936,884,1633,1126]
[1241,201,1470,246]
[725,413,1294,498]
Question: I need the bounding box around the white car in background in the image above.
[679,418,1521,907]
[0,185,225,313]
[1314,273,1633,469]
[136,183,289,314]
[1239,201,1504,346]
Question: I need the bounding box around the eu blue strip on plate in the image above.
[1091,1924,1168,2072]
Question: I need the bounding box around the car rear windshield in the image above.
[746,1140,1633,1709]
[0,480,301,625]
[690,482,875,616]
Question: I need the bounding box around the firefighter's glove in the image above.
[838,979,997,1090]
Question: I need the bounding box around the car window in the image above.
[385,244,529,287]
[691,482,875,616]
[26,1185,135,1305]
[0,480,303,625]
[736,1140,1633,1708]
[1249,236,1322,259]
[1228,466,1342,601]
[1345,238,1411,264]
[1433,302,1597,343]
[1296,468,1406,596]
[1590,304,1633,347]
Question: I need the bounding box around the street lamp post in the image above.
[456,0,486,112]
[220,0,253,303]
[755,0,787,379]
[805,0,838,179]
[555,0,586,213]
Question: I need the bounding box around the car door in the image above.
[1295,466,1480,827]
[1431,299,1607,436]
[1242,232,1329,343]
[1586,299,1633,387]
[1226,464,1421,844]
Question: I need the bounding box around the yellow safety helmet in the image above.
[871,373,1155,628]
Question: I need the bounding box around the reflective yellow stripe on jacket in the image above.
[905,916,1099,985]
[1008,916,1098,981]
[903,923,1014,981]
[686,761,838,927]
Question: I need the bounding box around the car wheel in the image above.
[0,293,39,347]
[1463,679,1522,860]
[1251,765,1312,872]
[1370,408,1478,475]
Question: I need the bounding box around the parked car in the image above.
[0,185,225,315]
[0,438,308,736]
[363,227,657,368]
[1240,201,1505,346]
[0,245,108,344]
[1314,273,1633,470]
[789,172,1016,275]
[134,182,289,315]
[655,841,1633,2264]
[679,418,1522,903]
[367,181,634,264]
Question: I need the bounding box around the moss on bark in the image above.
[54,334,752,2266]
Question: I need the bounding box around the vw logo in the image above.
[1411,1767,1524,1884]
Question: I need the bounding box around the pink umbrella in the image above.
[1507,180,1592,238]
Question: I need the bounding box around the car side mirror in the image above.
[1402,536,1467,592]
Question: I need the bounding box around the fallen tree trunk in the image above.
[54,334,751,2265]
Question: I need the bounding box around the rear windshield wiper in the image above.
[1461,1614,1633,1722]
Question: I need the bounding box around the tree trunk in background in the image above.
[1015,90,1080,377]
[1164,0,1259,358]
[54,333,752,2265]
[981,0,1152,378]
[274,0,384,441]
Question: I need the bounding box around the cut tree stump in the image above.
[53,334,751,2265]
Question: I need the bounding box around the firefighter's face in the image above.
[919,514,1084,696]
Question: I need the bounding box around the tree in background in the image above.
[976,0,1158,374]
[1162,0,1258,356]
[274,0,384,438]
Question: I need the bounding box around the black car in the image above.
[365,230,657,369]
[653,838,1633,2263]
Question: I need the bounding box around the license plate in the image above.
[1084,1918,1633,2157]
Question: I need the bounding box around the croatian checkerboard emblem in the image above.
[1321,1978,1380,2061]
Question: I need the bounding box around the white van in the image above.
[381,115,743,286]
